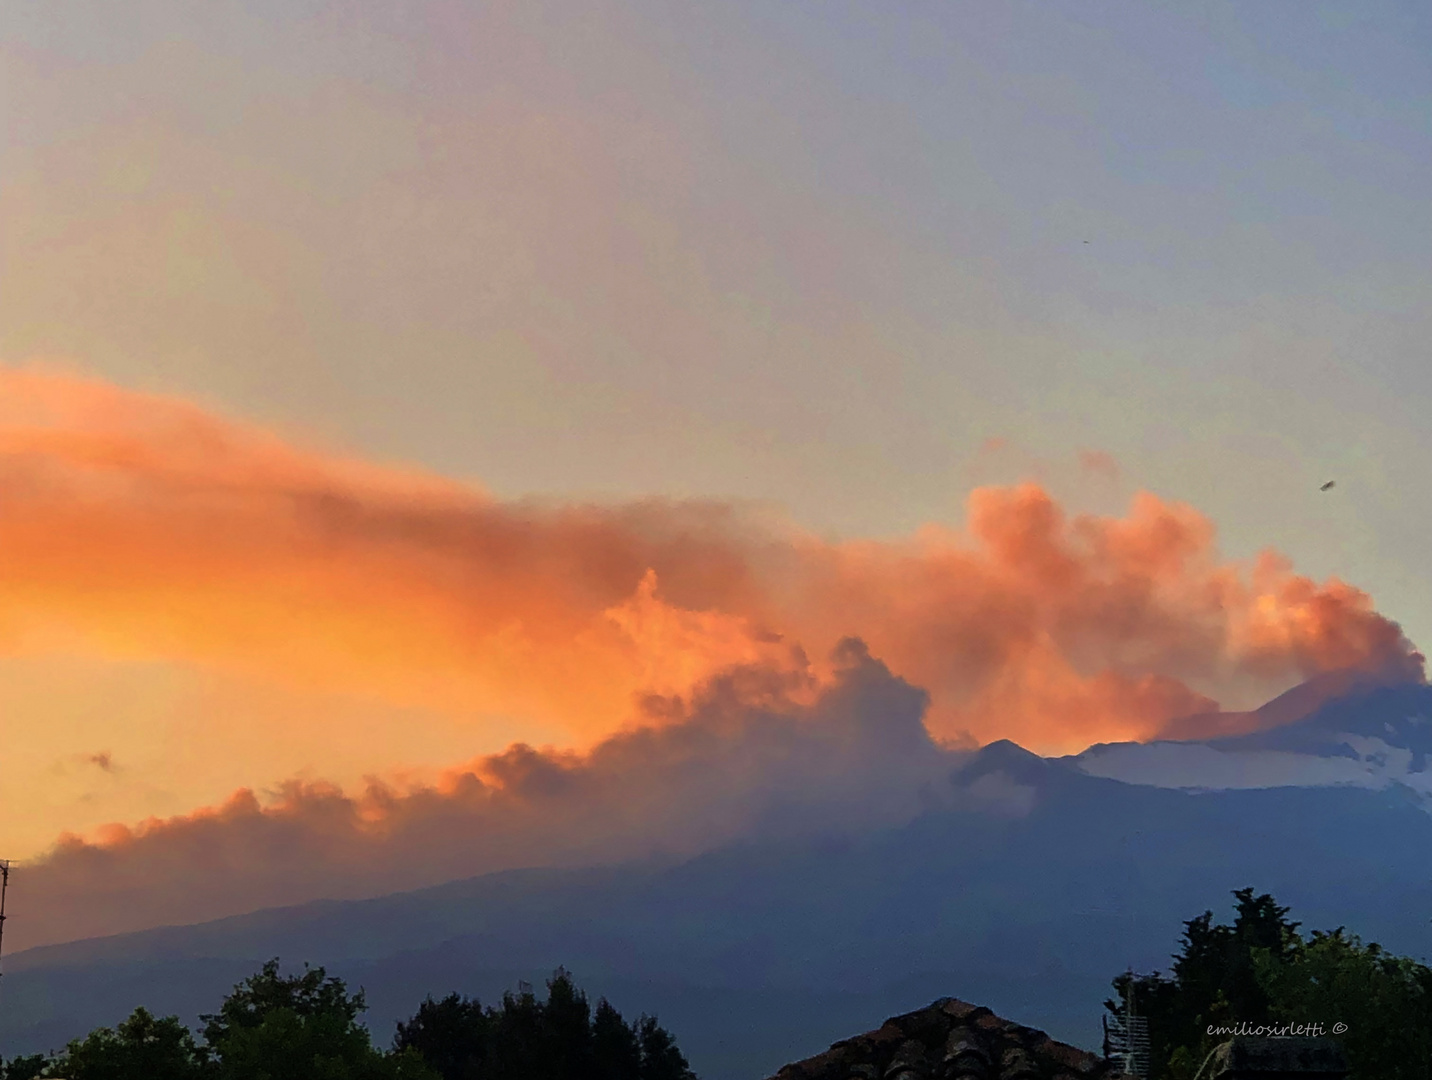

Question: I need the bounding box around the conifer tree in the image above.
[1107,888,1432,1080]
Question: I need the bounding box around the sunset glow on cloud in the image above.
[3,367,1419,747]
[2,364,1423,916]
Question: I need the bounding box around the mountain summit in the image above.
[1073,676,1432,799]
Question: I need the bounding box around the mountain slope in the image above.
[4,733,1430,1080]
[1074,682,1432,796]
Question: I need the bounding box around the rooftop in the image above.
[763,997,1125,1080]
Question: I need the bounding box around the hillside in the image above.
[3,682,1430,1079]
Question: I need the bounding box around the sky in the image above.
[1,1,1430,935]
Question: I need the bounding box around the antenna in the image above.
[0,859,9,981]
[1105,968,1151,1078]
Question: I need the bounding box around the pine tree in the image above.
[592,999,643,1080]
[394,994,491,1080]
[636,1015,696,1080]
[541,969,595,1078]
[395,969,697,1080]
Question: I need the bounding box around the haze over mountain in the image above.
[4,675,1430,1080]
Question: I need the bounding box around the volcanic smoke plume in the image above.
[11,642,970,948]
[1,368,1418,750]
[0,366,1423,946]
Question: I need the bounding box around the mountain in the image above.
[1208,681,1432,764]
[3,682,1431,1080]
[1072,681,1432,798]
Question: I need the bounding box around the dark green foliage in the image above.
[483,984,543,1080]
[1107,887,1302,1074]
[635,1014,695,1080]
[1,962,688,1080]
[2,1053,54,1080]
[2,960,436,1080]
[3,1009,210,1080]
[200,959,367,1062]
[592,999,642,1080]
[1258,928,1432,1080]
[395,969,695,1080]
[395,994,491,1080]
[52,1008,209,1080]
[1107,888,1432,1079]
[541,970,595,1078]
[200,958,408,1080]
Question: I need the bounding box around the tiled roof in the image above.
[763,997,1126,1080]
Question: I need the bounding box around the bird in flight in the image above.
[1320,480,1336,491]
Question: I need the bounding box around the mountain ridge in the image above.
[5,677,1431,1079]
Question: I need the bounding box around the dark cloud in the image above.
[10,643,971,951]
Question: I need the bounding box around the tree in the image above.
[394,994,492,1080]
[1106,889,1432,1080]
[484,983,545,1080]
[2,1053,55,1080]
[592,999,642,1080]
[49,1007,209,1080]
[2,961,688,1080]
[1256,928,1432,1080]
[202,958,434,1080]
[540,969,595,1078]
[635,1015,696,1080]
[394,970,696,1080]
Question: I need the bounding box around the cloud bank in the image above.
[2,368,1419,754]
[2,367,1425,948]
[12,642,970,949]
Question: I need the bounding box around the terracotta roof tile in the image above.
[764,999,1125,1080]
[940,999,983,1022]
[944,1027,992,1071]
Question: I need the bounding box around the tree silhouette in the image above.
[201,958,400,1080]
[592,999,643,1080]
[635,1015,695,1080]
[1107,888,1431,1079]
[395,993,492,1080]
[395,969,695,1080]
[0,961,691,1079]
[44,1008,207,1080]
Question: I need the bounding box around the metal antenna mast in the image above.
[0,859,9,981]
[1105,968,1151,1079]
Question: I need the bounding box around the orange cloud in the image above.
[786,485,1420,750]
[0,367,788,743]
[0,366,1421,762]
